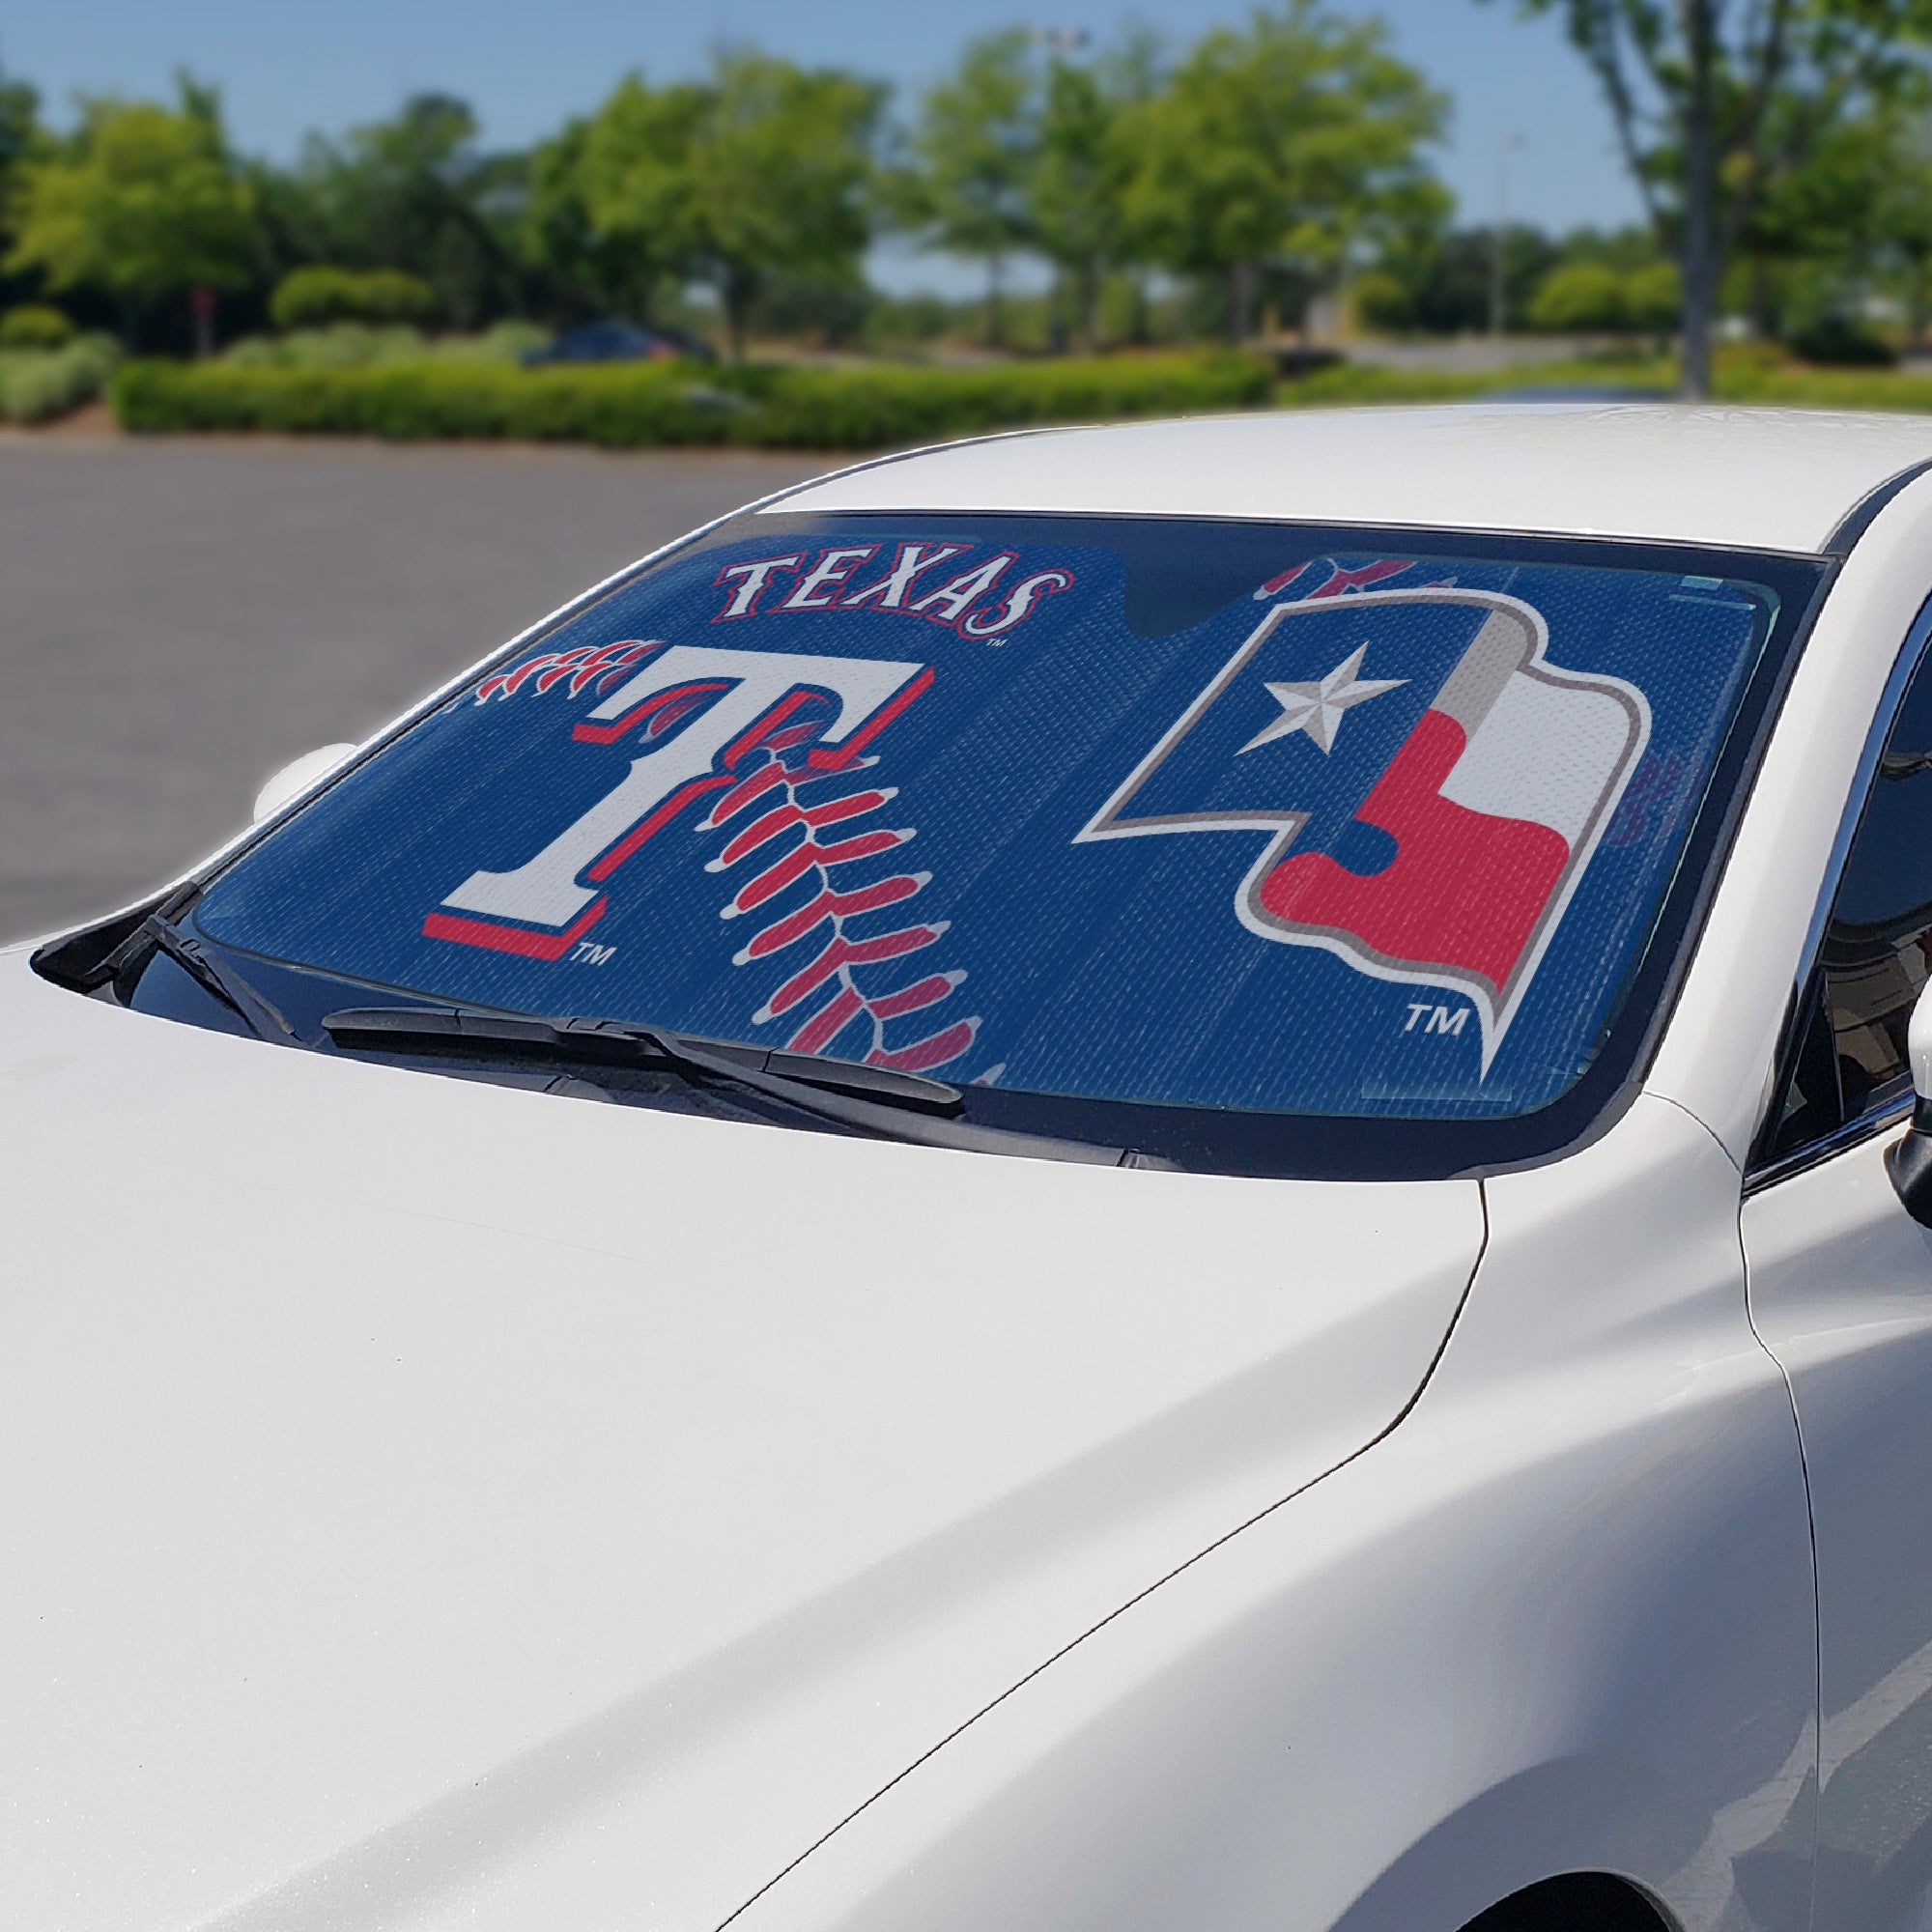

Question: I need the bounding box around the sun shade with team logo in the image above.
[183,513,1813,1165]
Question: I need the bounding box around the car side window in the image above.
[1762,647,1932,1165]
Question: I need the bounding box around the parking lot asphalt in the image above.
[0,434,826,943]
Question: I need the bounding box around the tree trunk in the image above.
[1747,256,1775,341]
[724,266,753,361]
[1229,260,1258,344]
[190,286,216,361]
[984,255,1005,349]
[1679,0,1719,399]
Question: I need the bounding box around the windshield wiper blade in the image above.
[321,1006,1148,1167]
[323,1005,960,1107]
[134,915,298,1043]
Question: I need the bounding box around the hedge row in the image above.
[110,351,1274,449]
[1276,362,1491,408]
[1719,363,1932,412]
[0,333,120,424]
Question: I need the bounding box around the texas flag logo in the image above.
[1076,586,1650,1068]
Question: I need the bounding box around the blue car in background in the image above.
[522,319,711,365]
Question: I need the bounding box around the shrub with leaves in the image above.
[1528,262,1632,333]
[0,303,75,349]
[1787,314,1899,367]
[269,266,437,331]
[223,318,550,371]
[112,348,1271,446]
[0,332,121,422]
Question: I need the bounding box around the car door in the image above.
[1742,623,1932,1931]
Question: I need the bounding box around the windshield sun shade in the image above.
[173,512,1824,1177]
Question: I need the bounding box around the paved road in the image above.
[0,436,824,943]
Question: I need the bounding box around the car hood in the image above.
[0,951,1483,1932]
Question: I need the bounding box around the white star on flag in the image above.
[1237,643,1406,755]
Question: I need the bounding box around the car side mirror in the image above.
[252,743,355,824]
[1888,980,1932,1225]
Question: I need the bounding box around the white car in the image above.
[15,404,1932,1932]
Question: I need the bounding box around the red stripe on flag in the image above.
[1257,710,1569,997]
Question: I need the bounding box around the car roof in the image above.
[772,403,1932,555]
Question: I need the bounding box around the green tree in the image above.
[1369,222,1561,334]
[554,54,881,357]
[1868,115,1932,346]
[1026,34,1161,350]
[548,74,710,325]
[1497,0,1932,397]
[1624,257,1684,330]
[269,265,434,329]
[1030,58,1125,349]
[0,62,39,194]
[1529,259,1632,329]
[0,61,46,313]
[679,51,885,358]
[900,30,1038,345]
[521,115,612,318]
[7,77,254,348]
[1123,1,1445,342]
[287,96,525,326]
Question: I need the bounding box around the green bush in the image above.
[1349,270,1412,333]
[1623,261,1683,333]
[0,303,75,350]
[0,333,120,423]
[111,350,1273,448]
[1278,362,1488,407]
[222,318,553,373]
[224,323,427,370]
[1786,315,1898,368]
[1714,360,1932,409]
[430,319,553,363]
[269,267,437,332]
[1524,261,1681,337]
[1528,263,1632,333]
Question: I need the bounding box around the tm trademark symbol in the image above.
[1403,1002,1468,1037]
[571,941,616,965]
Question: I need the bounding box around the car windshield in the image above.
[171,511,1819,1175]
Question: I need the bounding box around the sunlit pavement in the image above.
[0,435,825,943]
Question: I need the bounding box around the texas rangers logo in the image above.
[1076,587,1651,1068]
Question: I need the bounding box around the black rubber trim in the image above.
[1744,1089,1910,1195]
[1745,589,1932,1181]
[1825,457,1932,556]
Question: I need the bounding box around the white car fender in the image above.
[728,1094,1813,1932]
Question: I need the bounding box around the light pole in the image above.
[1491,133,1524,339]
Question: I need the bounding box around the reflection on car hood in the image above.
[0,951,1484,1932]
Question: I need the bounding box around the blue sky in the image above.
[6,1,1643,287]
